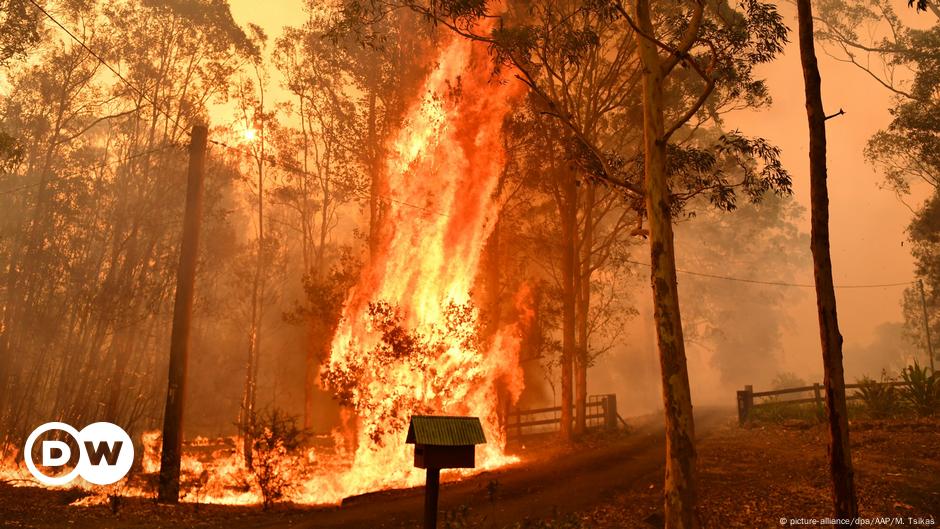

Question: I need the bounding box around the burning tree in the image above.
[358,2,790,527]
[301,28,529,497]
[322,300,490,445]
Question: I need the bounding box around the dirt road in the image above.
[0,408,728,529]
[274,410,727,529]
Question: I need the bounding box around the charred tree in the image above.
[158,124,208,503]
[796,0,859,521]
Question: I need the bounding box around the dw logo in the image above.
[24,422,134,486]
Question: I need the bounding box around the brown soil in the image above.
[1,409,937,529]
[589,415,940,528]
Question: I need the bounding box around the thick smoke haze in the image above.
[0,0,925,446]
[2,1,937,522]
[222,0,924,415]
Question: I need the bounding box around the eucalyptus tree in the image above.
[334,2,788,525]
[328,0,433,259]
[273,5,363,430]
[814,0,940,370]
[676,194,809,389]
[0,0,40,168]
[797,0,860,519]
[0,0,40,66]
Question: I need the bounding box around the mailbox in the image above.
[406,415,487,529]
[406,415,486,469]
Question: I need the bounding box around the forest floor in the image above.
[0,409,937,529]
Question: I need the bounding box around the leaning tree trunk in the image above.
[796,0,859,521]
[634,1,699,527]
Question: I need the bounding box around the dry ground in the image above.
[1,409,937,529]
[589,416,940,528]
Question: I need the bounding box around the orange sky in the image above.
[726,3,929,378]
[226,1,925,384]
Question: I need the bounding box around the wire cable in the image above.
[25,0,192,139]
[623,259,914,290]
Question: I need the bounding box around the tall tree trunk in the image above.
[242,170,263,470]
[574,182,595,435]
[560,173,577,441]
[299,93,317,431]
[242,71,266,470]
[366,61,385,262]
[634,1,699,527]
[483,217,508,428]
[303,339,317,431]
[796,0,858,521]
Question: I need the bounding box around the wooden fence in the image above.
[736,381,910,425]
[505,394,624,440]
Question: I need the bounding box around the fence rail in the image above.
[736,381,911,425]
[506,394,622,440]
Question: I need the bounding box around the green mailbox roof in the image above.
[406,415,487,446]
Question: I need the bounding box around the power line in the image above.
[25,0,192,139]
[26,0,453,220]
[623,259,914,290]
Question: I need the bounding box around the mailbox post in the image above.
[406,415,487,529]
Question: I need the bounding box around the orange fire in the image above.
[1,30,526,508]
[307,31,527,501]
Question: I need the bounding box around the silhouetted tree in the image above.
[797,0,859,521]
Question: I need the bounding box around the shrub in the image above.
[771,372,807,391]
[748,399,823,424]
[899,363,940,417]
[854,374,900,419]
[239,408,308,509]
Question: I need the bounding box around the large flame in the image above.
[308,31,527,500]
[0,30,526,508]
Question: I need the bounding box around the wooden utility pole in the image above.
[158,124,208,503]
[796,0,859,522]
[917,280,936,373]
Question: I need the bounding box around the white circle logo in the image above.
[24,422,134,486]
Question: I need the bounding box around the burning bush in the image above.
[239,408,309,509]
[322,300,488,445]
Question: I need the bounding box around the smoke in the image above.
[843,322,912,382]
